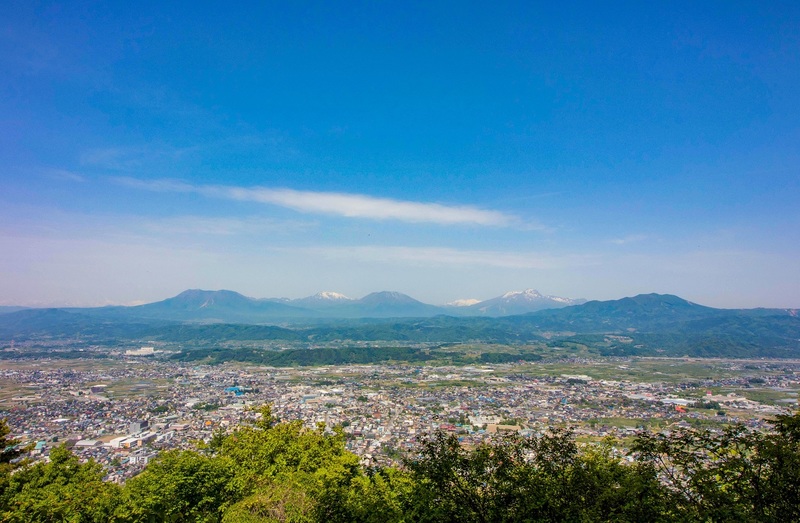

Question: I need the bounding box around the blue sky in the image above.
[1,1,799,307]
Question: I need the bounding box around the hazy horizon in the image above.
[2,286,797,311]
[2,3,799,309]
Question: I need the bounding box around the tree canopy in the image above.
[0,411,799,522]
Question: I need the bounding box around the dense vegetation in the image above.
[2,408,799,522]
[171,346,436,366]
[169,346,546,366]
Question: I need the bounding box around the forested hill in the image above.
[1,408,799,522]
[1,294,798,359]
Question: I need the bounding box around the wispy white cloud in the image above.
[140,215,313,236]
[116,177,194,192]
[115,177,518,227]
[0,202,311,243]
[44,168,86,183]
[82,145,198,170]
[296,245,599,269]
[610,234,648,245]
[215,187,512,226]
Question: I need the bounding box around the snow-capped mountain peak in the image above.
[292,291,353,307]
[313,291,351,301]
[501,289,543,300]
[466,288,585,316]
[446,298,481,307]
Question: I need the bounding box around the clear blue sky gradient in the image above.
[1,1,798,307]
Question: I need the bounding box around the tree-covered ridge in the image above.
[1,408,799,522]
[170,346,436,366]
[2,294,799,359]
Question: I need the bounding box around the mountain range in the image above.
[8,288,585,323]
[1,290,798,358]
[459,289,586,316]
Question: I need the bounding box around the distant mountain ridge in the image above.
[105,289,310,322]
[1,292,798,358]
[463,288,586,316]
[0,306,28,315]
[14,287,584,322]
[503,293,718,332]
[294,291,352,303]
[348,291,445,317]
[446,299,481,307]
[2,289,794,327]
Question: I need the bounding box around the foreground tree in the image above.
[2,408,799,522]
[403,429,672,522]
[121,450,240,522]
[118,405,378,522]
[0,444,121,522]
[0,419,24,467]
[633,411,800,522]
[215,406,367,522]
[221,479,315,523]
[0,419,25,504]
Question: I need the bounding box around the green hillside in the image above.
[2,294,798,359]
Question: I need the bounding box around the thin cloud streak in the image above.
[216,187,511,226]
[610,234,648,245]
[115,177,517,226]
[140,215,314,236]
[83,145,198,170]
[45,168,86,183]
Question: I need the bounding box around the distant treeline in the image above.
[477,352,542,363]
[170,346,436,366]
[170,346,547,366]
[0,350,109,360]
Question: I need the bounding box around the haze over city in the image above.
[2,2,799,308]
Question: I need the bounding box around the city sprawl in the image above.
[3,351,798,483]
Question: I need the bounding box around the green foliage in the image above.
[317,467,413,523]
[2,409,800,523]
[218,419,359,494]
[221,481,315,523]
[478,352,542,363]
[0,445,121,522]
[0,418,24,465]
[122,450,239,522]
[692,400,721,410]
[193,402,221,411]
[172,346,435,366]
[633,412,800,522]
[403,429,669,522]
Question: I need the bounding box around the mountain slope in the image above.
[0,308,161,339]
[292,291,354,308]
[345,291,447,318]
[0,306,28,315]
[2,292,799,359]
[88,289,313,322]
[503,293,719,332]
[465,289,585,316]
